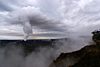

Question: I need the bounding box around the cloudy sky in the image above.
[0,0,100,40]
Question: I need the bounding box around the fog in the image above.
[0,37,93,67]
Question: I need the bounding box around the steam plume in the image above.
[6,6,67,40]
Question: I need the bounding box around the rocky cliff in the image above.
[49,43,100,67]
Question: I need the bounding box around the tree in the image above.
[91,30,100,42]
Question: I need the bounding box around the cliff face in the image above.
[49,44,100,67]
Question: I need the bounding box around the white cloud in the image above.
[59,0,100,32]
[0,0,100,39]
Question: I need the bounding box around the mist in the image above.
[0,37,93,67]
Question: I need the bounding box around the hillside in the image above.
[49,43,100,67]
[49,30,100,67]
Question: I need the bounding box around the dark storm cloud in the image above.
[0,2,13,11]
[0,0,31,12]
[0,0,17,11]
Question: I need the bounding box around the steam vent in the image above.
[49,30,100,67]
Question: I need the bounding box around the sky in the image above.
[0,0,100,40]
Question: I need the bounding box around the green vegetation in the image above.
[91,29,100,42]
